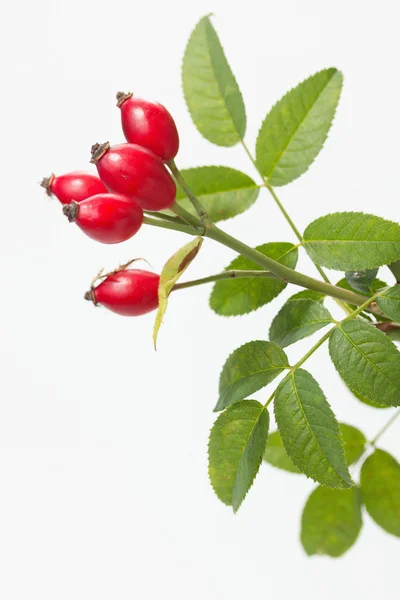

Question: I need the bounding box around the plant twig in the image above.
[240,140,352,315]
[168,160,212,225]
[173,269,276,291]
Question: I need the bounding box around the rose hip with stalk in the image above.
[91,142,176,211]
[116,92,179,162]
[62,193,143,244]
[41,172,107,205]
[85,268,160,316]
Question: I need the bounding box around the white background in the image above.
[2,0,400,597]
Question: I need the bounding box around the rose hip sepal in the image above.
[90,142,176,211]
[40,172,107,205]
[116,92,179,162]
[85,269,160,316]
[62,193,143,244]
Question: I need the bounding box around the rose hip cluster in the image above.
[42,94,180,316]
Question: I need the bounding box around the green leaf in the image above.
[264,423,365,474]
[389,259,400,283]
[208,400,269,512]
[329,319,400,407]
[210,242,298,316]
[361,449,400,537]
[173,166,259,223]
[263,431,301,473]
[289,289,325,303]
[340,423,366,465]
[256,68,342,186]
[337,277,387,296]
[304,212,400,271]
[345,268,378,294]
[274,369,352,489]
[216,341,289,411]
[376,285,400,322]
[335,277,387,312]
[153,236,203,348]
[182,15,246,146]
[269,298,333,348]
[350,387,389,409]
[301,486,362,557]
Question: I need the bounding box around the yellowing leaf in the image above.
[153,236,203,348]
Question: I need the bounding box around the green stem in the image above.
[291,329,333,371]
[173,269,275,291]
[265,182,304,241]
[205,224,368,306]
[293,293,380,370]
[168,160,211,224]
[169,202,206,230]
[144,211,186,225]
[370,409,400,446]
[263,293,381,410]
[143,215,199,236]
[241,140,351,314]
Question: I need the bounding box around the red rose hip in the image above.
[62,193,143,244]
[116,92,179,162]
[85,269,160,316]
[91,142,176,211]
[41,171,107,205]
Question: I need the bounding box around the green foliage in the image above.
[376,285,400,322]
[349,387,389,409]
[263,430,301,473]
[274,369,353,488]
[256,69,342,186]
[389,259,400,283]
[174,166,260,222]
[264,424,366,474]
[340,423,366,465]
[329,319,400,407]
[210,242,298,316]
[153,237,203,347]
[182,15,246,146]
[269,298,333,348]
[289,290,325,303]
[345,268,378,294]
[208,400,269,512]
[361,450,400,537]
[216,341,289,411]
[301,486,362,557]
[304,212,400,271]
[335,277,388,313]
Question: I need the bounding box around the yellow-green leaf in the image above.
[153,236,203,348]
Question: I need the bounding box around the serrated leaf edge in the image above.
[208,400,269,512]
[256,68,343,184]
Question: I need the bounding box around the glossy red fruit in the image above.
[116,92,179,162]
[86,269,160,316]
[91,142,176,211]
[41,171,107,205]
[62,193,143,244]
